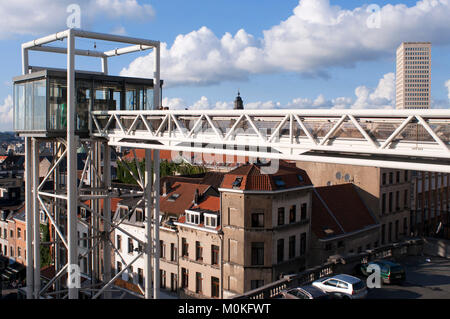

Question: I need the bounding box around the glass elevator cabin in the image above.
[13,69,163,137]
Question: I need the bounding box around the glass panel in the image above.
[33,80,46,131]
[146,88,154,110]
[76,81,91,131]
[25,82,33,130]
[48,78,67,131]
[125,87,137,111]
[14,83,25,131]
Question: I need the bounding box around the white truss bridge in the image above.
[92,109,450,173]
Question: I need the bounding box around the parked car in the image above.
[360,260,406,284]
[279,285,331,299]
[312,274,368,299]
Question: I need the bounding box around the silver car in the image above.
[312,274,368,299]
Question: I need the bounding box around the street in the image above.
[366,255,450,299]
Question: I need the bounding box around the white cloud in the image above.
[111,25,127,36]
[122,0,450,87]
[0,95,13,131]
[0,0,154,39]
[167,72,396,111]
[446,80,450,100]
[120,72,399,111]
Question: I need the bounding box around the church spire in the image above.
[234,90,244,110]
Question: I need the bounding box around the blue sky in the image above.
[1,0,449,130]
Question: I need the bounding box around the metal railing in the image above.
[233,238,423,299]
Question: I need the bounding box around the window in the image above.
[251,242,264,266]
[138,268,144,287]
[289,205,296,223]
[117,235,122,251]
[389,172,393,184]
[204,214,217,228]
[211,277,220,298]
[232,177,243,188]
[300,233,307,256]
[128,238,134,254]
[382,193,386,214]
[403,217,408,235]
[187,212,200,225]
[289,236,296,259]
[325,243,332,251]
[170,243,177,262]
[396,171,400,183]
[181,268,189,288]
[160,240,166,259]
[273,177,285,187]
[277,239,284,263]
[404,190,409,209]
[381,224,386,245]
[301,203,307,221]
[171,273,177,292]
[396,191,400,210]
[10,230,13,238]
[17,228,21,239]
[324,279,338,287]
[128,266,133,283]
[160,270,166,288]
[135,209,143,222]
[195,241,203,261]
[196,272,203,294]
[395,220,399,241]
[337,281,348,289]
[211,245,219,266]
[3,228,6,239]
[251,212,264,228]
[182,238,189,257]
[337,241,344,248]
[382,173,386,185]
[388,222,392,242]
[17,247,21,257]
[277,207,285,226]
[251,280,264,290]
[389,192,393,213]
[117,261,122,274]
[404,170,409,182]
[82,232,88,248]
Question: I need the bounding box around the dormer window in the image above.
[297,174,304,182]
[119,206,129,219]
[273,176,285,187]
[204,213,218,228]
[186,211,200,225]
[80,207,87,219]
[135,209,143,222]
[232,177,243,188]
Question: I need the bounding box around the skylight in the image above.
[168,193,180,202]
[274,176,285,187]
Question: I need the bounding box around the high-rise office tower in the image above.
[395,42,431,109]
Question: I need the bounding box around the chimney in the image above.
[193,188,200,205]
[162,180,172,196]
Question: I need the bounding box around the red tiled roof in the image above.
[123,148,252,165]
[312,183,378,240]
[221,160,312,191]
[159,182,211,216]
[191,196,220,212]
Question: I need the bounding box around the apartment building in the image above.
[297,162,412,246]
[220,161,313,297]
[175,195,222,298]
[411,171,450,238]
[396,42,431,109]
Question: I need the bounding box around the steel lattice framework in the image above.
[91,109,450,173]
[17,29,450,301]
